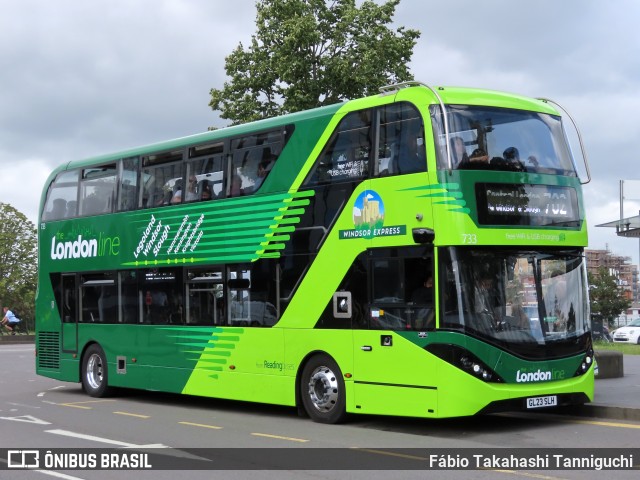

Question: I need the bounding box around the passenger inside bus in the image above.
[49,198,67,220]
[170,180,183,204]
[458,148,490,169]
[66,201,77,218]
[411,273,433,304]
[230,175,244,197]
[450,136,469,167]
[396,134,425,174]
[200,184,212,201]
[185,176,199,202]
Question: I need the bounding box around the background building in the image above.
[586,247,640,324]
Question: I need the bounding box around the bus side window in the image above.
[119,271,139,324]
[377,103,425,176]
[118,157,139,212]
[228,261,278,327]
[140,268,183,324]
[304,110,372,186]
[229,130,284,197]
[80,274,117,323]
[185,153,225,202]
[41,170,79,222]
[80,164,117,217]
[186,268,223,326]
[140,151,183,208]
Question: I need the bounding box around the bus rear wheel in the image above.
[300,354,346,424]
[81,344,112,397]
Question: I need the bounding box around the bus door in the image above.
[60,273,78,352]
[352,250,438,417]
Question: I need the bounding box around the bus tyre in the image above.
[81,344,112,397]
[300,354,346,424]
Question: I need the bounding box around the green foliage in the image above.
[210,0,420,125]
[588,266,631,326]
[0,203,37,330]
[592,341,640,355]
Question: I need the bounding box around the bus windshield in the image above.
[431,105,577,175]
[440,248,589,356]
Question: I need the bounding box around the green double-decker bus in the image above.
[36,82,594,423]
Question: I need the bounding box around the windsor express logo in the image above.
[50,230,120,261]
[339,190,406,240]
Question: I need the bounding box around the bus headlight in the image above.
[427,344,504,383]
[574,348,594,377]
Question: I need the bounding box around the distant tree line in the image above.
[0,203,37,331]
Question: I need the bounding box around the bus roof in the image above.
[49,83,559,177]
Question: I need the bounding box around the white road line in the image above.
[0,415,51,424]
[46,429,168,449]
[45,429,140,447]
[38,386,66,397]
[29,470,86,480]
[0,458,86,480]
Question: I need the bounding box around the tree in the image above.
[210,0,420,125]
[0,203,37,330]
[588,266,631,327]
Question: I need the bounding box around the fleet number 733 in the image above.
[462,234,478,244]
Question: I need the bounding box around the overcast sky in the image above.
[2,0,639,262]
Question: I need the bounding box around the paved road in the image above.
[1,343,640,480]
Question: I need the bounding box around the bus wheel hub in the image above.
[308,366,339,412]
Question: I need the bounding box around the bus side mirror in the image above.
[412,228,435,244]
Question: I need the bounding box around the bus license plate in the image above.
[526,395,557,409]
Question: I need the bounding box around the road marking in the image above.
[57,399,116,410]
[0,458,86,480]
[492,471,568,479]
[46,429,170,449]
[351,447,427,461]
[46,429,139,447]
[29,470,86,480]
[565,418,640,429]
[179,421,223,430]
[38,386,67,397]
[251,432,309,443]
[6,401,41,409]
[113,411,151,418]
[0,415,51,424]
[60,404,92,410]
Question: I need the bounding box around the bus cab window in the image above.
[369,253,434,331]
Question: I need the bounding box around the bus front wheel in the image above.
[81,344,112,397]
[300,354,346,424]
